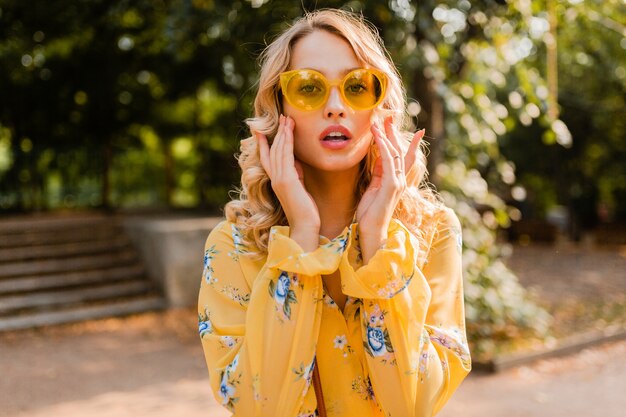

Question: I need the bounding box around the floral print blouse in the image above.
[198,207,471,417]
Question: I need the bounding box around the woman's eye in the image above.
[346,83,367,94]
[298,84,321,94]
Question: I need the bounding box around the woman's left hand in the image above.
[356,116,425,264]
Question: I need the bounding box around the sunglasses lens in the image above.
[282,69,385,110]
[343,70,384,109]
[284,71,327,110]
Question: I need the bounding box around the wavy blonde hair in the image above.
[225,9,441,258]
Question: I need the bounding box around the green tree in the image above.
[0,0,240,211]
[501,0,626,233]
[5,0,592,355]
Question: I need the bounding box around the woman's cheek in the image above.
[292,126,314,156]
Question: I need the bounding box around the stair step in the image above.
[0,264,145,294]
[0,281,153,314]
[0,225,123,248]
[0,296,166,331]
[0,214,112,233]
[0,236,132,262]
[0,250,140,278]
[0,213,166,332]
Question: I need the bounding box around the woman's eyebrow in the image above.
[341,66,362,75]
[299,66,362,76]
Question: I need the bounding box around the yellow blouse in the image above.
[198,207,471,417]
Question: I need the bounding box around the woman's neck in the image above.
[302,165,359,240]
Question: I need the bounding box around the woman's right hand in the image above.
[256,115,320,251]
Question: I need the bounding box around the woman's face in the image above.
[282,30,374,173]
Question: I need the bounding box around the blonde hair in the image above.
[225,8,441,258]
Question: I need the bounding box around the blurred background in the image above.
[1,0,625,416]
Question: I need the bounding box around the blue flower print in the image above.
[231,224,244,247]
[275,272,290,305]
[321,228,351,254]
[199,320,212,335]
[366,327,386,356]
[219,354,241,410]
[362,303,395,358]
[268,271,298,320]
[229,353,240,370]
[219,377,236,404]
[228,224,248,261]
[337,234,349,252]
[203,245,219,285]
[220,336,238,349]
[198,308,213,338]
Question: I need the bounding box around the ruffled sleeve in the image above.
[339,219,421,299]
[198,221,349,417]
[339,209,471,417]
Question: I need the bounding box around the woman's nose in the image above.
[323,87,346,118]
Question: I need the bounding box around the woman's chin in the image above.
[301,159,363,174]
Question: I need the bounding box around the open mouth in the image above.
[319,125,353,143]
[322,133,350,141]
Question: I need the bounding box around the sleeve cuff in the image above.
[339,219,420,299]
[265,226,350,276]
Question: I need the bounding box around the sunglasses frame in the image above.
[279,68,388,111]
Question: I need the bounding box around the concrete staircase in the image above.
[0,213,166,331]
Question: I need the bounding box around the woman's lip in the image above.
[320,138,352,150]
[318,125,353,140]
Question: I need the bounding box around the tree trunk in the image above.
[412,69,445,187]
[101,141,111,210]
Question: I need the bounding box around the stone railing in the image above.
[123,217,223,307]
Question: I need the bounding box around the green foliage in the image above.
[373,0,558,354]
[501,0,626,222]
[0,0,241,211]
[3,0,623,353]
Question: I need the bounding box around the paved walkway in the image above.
[1,243,625,417]
[2,310,624,417]
[506,243,626,338]
[439,340,626,417]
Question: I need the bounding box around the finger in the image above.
[277,115,294,180]
[256,132,271,176]
[271,115,285,178]
[269,115,282,161]
[383,116,404,172]
[371,123,397,184]
[283,116,296,172]
[404,128,425,172]
[378,121,403,176]
[405,129,425,186]
[369,157,383,189]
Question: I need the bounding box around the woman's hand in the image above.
[256,115,320,251]
[356,116,425,264]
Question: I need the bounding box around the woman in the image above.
[198,9,470,417]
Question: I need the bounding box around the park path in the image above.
[438,340,626,417]
[2,308,624,417]
[1,243,625,417]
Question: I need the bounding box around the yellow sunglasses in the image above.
[279,68,388,111]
